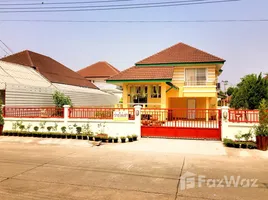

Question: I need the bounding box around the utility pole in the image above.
[222,80,228,95]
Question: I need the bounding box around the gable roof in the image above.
[77,61,120,78]
[107,66,174,82]
[136,42,225,65]
[1,50,97,89]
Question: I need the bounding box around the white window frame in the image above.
[184,67,208,86]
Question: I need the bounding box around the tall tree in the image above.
[230,73,268,109]
[226,87,235,96]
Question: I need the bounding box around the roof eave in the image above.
[107,79,172,83]
[135,61,225,67]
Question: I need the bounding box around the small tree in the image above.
[52,91,73,108]
[226,87,235,96]
[230,73,268,109]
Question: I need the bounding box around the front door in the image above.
[187,99,196,119]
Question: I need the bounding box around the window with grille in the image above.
[151,85,161,98]
[185,68,207,85]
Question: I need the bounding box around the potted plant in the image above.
[56,133,61,139]
[71,134,76,139]
[108,136,113,143]
[46,132,51,138]
[100,134,108,142]
[132,134,138,141]
[127,135,133,142]
[0,100,4,136]
[40,132,46,138]
[88,133,93,141]
[234,141,240,148]
[94,135,100,141]
[240,142,247,149]
[114,137,118,143]
[61,126,67,134]
[223,138,234,147]
[3,131,8,136]
[51,132,56,138]
[66,133,71,139]
[120,136,126,143]
[82,133,88,140]
[255,99,268,151]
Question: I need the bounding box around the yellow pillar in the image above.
[123,84,128,108]
[206,97,209,121]
[161,82,167,108]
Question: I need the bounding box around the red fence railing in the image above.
[141,108,220,128]
[228,109,259,123]
[69,108,135,120]
[4,107,64,118]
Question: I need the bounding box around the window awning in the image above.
[166,82,179,93]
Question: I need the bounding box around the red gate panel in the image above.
[141,108,221,140]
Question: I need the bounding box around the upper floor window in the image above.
[185,68,206,86]
[151,85,161,98]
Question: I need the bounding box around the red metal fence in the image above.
[69,108,135,120]
[228,109,259,123]
[141,108,220,128]
[4,107,64,118]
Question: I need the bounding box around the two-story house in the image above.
[77,61,123,101]
[107,42,225,113]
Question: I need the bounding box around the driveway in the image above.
[0,137,267,200]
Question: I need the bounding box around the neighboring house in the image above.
[77,61,122,100]
[107,42,225,110]
[0,51,118,106]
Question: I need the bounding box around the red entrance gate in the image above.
[141,108,221,140]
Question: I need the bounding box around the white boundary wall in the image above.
[221,106,257,141]
[3,105,142,138]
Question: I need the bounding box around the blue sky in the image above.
[0,0,267,86]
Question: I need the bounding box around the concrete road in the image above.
[0,138,267,200]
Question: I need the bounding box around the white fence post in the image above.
[63,105,70,126]
[221,106,229,140]
[134,105,142,139]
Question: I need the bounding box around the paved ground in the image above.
[0,136,267,200]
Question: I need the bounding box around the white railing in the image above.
[184,81,216,86]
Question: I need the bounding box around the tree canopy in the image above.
[52,91,73,108]
[226,87,235,96]
[230,73,268,109]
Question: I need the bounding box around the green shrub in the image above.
[61,126,67,133]
[223,138,235,147]
[76,127,82,134]
[34,126,39,132]
[19,125,25,132]
[47,126,52,132]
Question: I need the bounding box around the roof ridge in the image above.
[104,61,120,73]
[136,42,182,65]
[180,42,225,61]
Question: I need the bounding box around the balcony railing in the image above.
[184,81,216,86]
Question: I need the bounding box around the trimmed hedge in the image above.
[2,131,139,143]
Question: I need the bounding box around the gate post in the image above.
[221,106,229,141]
[134,105,142,139]
[63,105,70,126]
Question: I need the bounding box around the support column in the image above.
[161,82,167,108]
[123,84,128,108]
[63,105,70,127]
[221,106,229,140]
[134,105,142,139]
[206,97,209,121]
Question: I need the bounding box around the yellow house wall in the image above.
[122,82,163,108]
[171,65,217,98]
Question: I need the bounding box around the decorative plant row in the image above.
[223,138,257,149]
[2,131,138,143]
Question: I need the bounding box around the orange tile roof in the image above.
[108,66,174,81]
[1,50,97,89]
[136,42,225,65]
[77,61,120,78]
